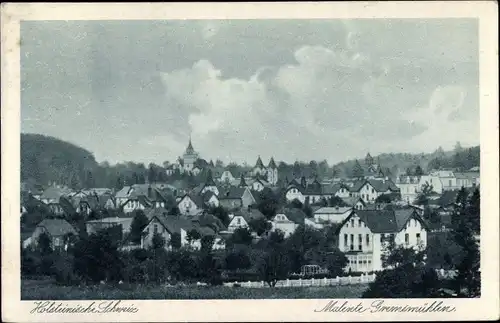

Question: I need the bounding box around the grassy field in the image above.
[22,279,368,300]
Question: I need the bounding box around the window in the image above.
[405,233,409,245]
[380,234,385,243]
[154,224,158,234]
[366,234,370,246]
[416,233,421,244]
[350,234,354,250]
[368,260,372,264]
[372,188,375,194]
[236,218,241,225]
[344,234,348,247]
[358,219,362,227]
[351,219,355,227]
[358,234,362,251]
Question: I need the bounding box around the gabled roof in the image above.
[149,214,196,235]
[202,190,218,203]
[341,196,366,207]
[40,186,70,201]
[350,179,399,193]
[276,207,307,224]
[178,193,205,209]
[195,213,226,232]
[36,218,76,237]
[286,183,304,194]
[220,187,246,200]
[234,207,265,223]
[314,206,352,215]
[341,208,425,234]
[115,186,132,199]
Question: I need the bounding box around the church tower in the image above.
[183,135,199,173]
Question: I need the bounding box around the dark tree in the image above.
[248,217,272,236]
[224,250,252,270]
[229,228,253,245]
[208,205,230,226]
[200,235,215,253]
[151,232,166,250]
[375,194,393,204]
[363,244,440,298]
[328,196,348,207]
[450,188,480,297]
[256,246,291,287]
[351,160,364,178]
[129,210,149,244]
[169,232,182,250]
[186,229,201,246]
[37,232,53,255]
[257,188,280,220]
[414,165,424,176]
[73,228,123,283]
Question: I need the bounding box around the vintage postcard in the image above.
[1,1,499,322]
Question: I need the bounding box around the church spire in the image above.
[186,134,195,154]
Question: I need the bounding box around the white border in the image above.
[1,2,499,322]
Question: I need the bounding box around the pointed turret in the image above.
[255,156,264,169]
[268,157,277,169]
[185,136,195,155]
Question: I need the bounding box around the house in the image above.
[341,196,366,210]
[86,216,134,236]
[454,172,480,188]
[350,179,400,203]
[269,208,307,237]
[177,194,205,216]
[38,186,72,205]
[30,218,77,250]
[249,177,269,192]
[285,184,305,203]
[419,174,444,194]
[219,187,256,210]
[141,212,225,251]
[337,208,428,273]
[201,190,219,207]
[396,175,422,204]
[313,206,353,224]
[332,183,351,198]
[121,196,152,214]
[220,170,236,183]
[141,212,196,250]
[227,207,265,233]
[192,171,220,197]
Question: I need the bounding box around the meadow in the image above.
[21,278,368,300]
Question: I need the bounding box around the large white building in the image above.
[337,208,428,273]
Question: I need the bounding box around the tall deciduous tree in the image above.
[129,210,149,244]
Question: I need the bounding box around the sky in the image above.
[21,19,479,165]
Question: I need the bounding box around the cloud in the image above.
[21,19,479,164]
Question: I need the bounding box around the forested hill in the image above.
[21,134,100,188]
